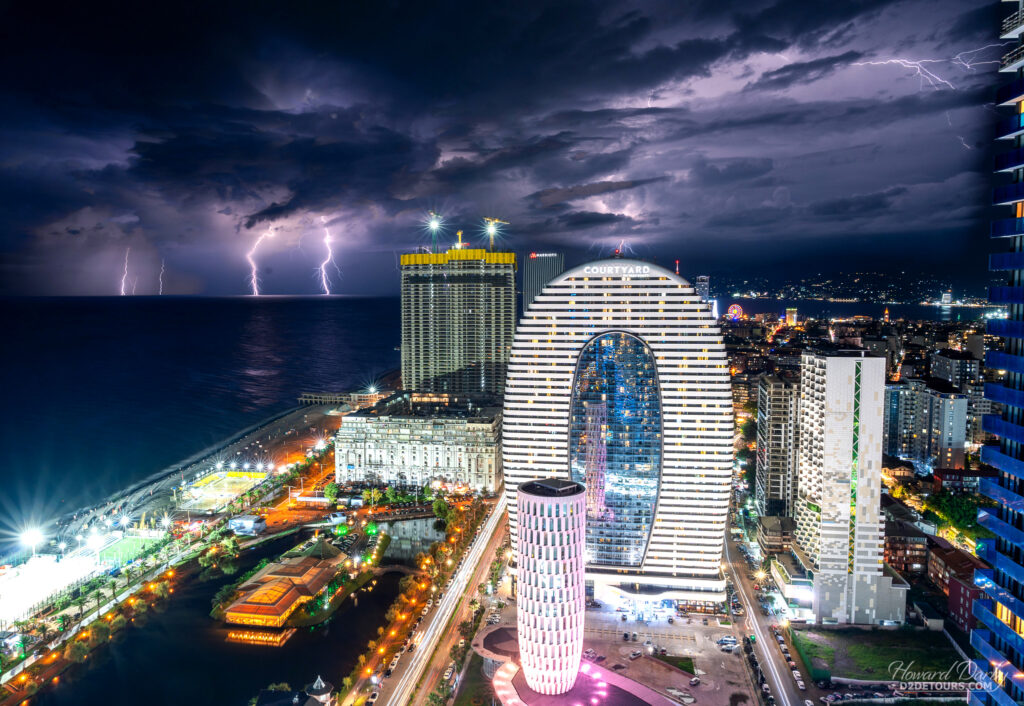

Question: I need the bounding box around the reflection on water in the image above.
[380,517,447,564]
[33,533,401,706]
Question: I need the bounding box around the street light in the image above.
[20,528,44,555]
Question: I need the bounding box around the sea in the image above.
[0,295,996,548]
[0,296,400,551]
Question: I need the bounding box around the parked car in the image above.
[367,693,379,704]
[623,632,630,641]
[690,677,701,687]
[629,650,642,660]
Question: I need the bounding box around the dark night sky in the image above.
[0,0,1007,295]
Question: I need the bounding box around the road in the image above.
[724,535,802,706]
[381,494,508,706]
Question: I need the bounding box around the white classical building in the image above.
[503,258,733,604]
[334,392,502,493]
[516,478,586,695]
[794,350,907,624]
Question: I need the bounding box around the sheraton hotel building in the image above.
[503,259,733,606]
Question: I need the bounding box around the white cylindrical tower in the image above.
[516,478,586,695]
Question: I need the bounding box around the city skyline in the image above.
[0,0,1005,296]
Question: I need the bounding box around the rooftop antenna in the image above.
[675,259,679,276]
[483,217,509,251]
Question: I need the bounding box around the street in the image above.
[724,534,804,706]
[374,494,508,706]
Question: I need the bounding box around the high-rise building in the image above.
[503,259,733,603]
[695,275,710,302]
[755,373,800,518]
[973,10,1024,703]
[883,378,968,470]
[786,308,798,327]
[793,350,907,624]
[515,478,586,695]
[400,248,515,395]
[522,252,564,312]
[941,290,953,306]
[931,350,981,389]
[333,392,502,492]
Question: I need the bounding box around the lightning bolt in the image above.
[131,277,138,295]
[852,43,1011,92]
[247,230,274,296]
[158,259,166,295]
[120,247,130,296]
[317,216,340,295]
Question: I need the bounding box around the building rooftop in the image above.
[759,516,796,534]
[933,467,998,480]
[348,391,500,421]
[933,349,979,361]
[885,520,927,540]
[519,478,584,498]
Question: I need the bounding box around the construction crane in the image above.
[483,217,510,251]
[456,230,464,249]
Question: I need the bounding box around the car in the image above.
[629,650,643,660]
[797,682,806,690]
[384,668,393,678]
[702,618,709,625]
[721,644,736,653]
[805,701,815,706]
[667,616,674,624]
[767,697,776,705]
[458,638,465,648]
[659,647,667,656]
[690,678,701,687]
[632,632,638,641]
[621,613,627,621]
[367,693,379,704]
[443,666,454,681]
[408,643,416,653]
[762,684,771,694]
[623,632,630,641]
[427,599,433,608]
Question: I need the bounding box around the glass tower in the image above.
[569,332,662,567]
[972,4,1024,705]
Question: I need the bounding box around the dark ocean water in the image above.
[0,296,400,546]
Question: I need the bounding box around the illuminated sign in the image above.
[530,252,558,259]
[582,264,651,276]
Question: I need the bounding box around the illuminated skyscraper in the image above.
[793,350,906,624]
[516,478,586,695]
[400,247,515,395]
[971,8,1024,704]
[503,259,732,603]
[755,373,799,518]
[522,251,564,312]
[695,275,710,302]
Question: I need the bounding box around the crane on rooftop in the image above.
[483,217,509,251]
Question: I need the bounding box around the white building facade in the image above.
[516,478,586,695]
[794,350,906,624]
[334,392,501,493]
[503,259,733,603]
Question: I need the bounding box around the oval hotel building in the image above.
[503,258,733,605]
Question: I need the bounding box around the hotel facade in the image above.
[502,259,733,602]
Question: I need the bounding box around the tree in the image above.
[324,482,339,504]
[267,682,291,692]
[432,498,450,522]
[152,581,171,600]
[90,621,111,646]
[111,614,127,632]
[64,640,89,663]
[422,484,434,502]
[385,486,398,504]
[458,619,475,640]
[342,676,353,692]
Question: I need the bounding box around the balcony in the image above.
[991,251,1024,270]
[997,148,1024,173]
[1004,8,1024,39]
[979,508,1024,546]
[999,114,1024,142]
[1002,44,1024,73]
[991,218,1024,238]
[987,350,1024,375]
[987,382,1024,409]
[984,478,1024,514]
[991,286,1024,304]
[983,445,1024,481]
[995,546,1024,586]
[998,78,1024,106]
[988,319,1024,339]
[995,182,1024,205]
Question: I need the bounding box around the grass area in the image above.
[453,652,493,706]
[793,628,961,681]
[719,618,732,626]
[99,536,159,564]
[656,654,696,674]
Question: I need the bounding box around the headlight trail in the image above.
[247,230,275,296]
